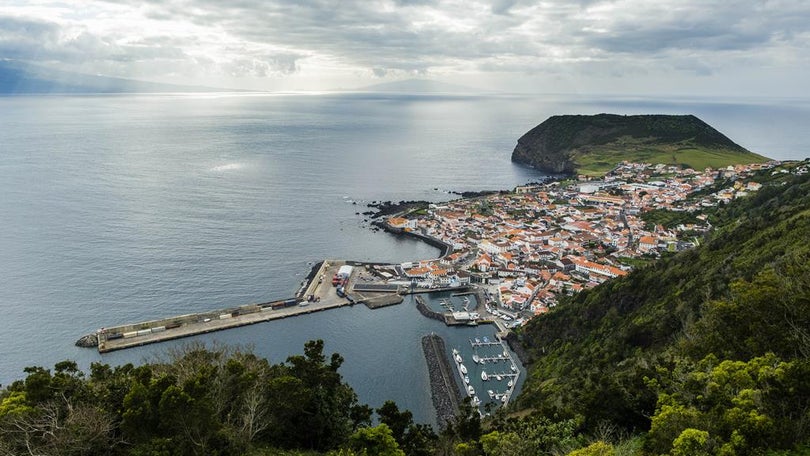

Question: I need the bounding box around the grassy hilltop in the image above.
[512,114,770,176]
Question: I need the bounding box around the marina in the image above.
[451,332,520,414]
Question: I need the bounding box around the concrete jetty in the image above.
[85,259,379,353]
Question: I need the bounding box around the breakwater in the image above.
[421,334,461,428]
[78,260,362,353]
[415,295,445,322]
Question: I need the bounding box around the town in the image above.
[381,160,803,326]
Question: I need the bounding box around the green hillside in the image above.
[513,166,810,454]
[512,114,770,176]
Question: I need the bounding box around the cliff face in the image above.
[511,113,755,174]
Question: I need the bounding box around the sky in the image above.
[1,0,809,95]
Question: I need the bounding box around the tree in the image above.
[346,424,405,456]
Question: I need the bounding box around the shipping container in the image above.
[166,322,181,329]
[136,329,151,337]
[107,333,123,340]
[219,313,232,319]
[151,326,166,333]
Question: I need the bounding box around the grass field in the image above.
[573,144,769,176]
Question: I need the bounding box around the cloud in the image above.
[0,0,808,92]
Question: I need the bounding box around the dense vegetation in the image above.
[0,341,379,455]
[512,114,769,175]
[515,170,810,454]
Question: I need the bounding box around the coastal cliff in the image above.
[511,114,768,175]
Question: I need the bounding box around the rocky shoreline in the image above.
[421,333,461,428]
[364,200,430,219]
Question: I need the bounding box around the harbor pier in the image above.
[83,259,389,353]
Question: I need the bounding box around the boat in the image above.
[475,337,481,344]
[508,380,513,387]
[454,353,463,364]
[464,376,470,384]
[472,395,481,406]
[452,348,459,355]
[503,350,509,357]
[481,370,488,381]
[495,374,502,381]
[472,354,480,364]
[501,394,508,403]
[467,385,475,395]
[488,389,495,398]
[482,336,489,343]
[511,364,517,372]
[460,363,467,375]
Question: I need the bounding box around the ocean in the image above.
[1,92,807,425]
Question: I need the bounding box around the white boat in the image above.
[511,364,517,372]
[467,385,475,395]
[483,336,489,343]
[481,370,488,381]
[475,337,481,344]
[503,350,509,357]
[508,380,513,387]
[472,395,481,406]
[488,389,494,398]
[454,353,463,364]
[460,363,467,375]
[464,376,470,384]
[495,374,502,381]
[452,348,459,355]
[501,394,508,403]
[472,354,480,364]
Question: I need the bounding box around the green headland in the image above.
[511,114,770,176]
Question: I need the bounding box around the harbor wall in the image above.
[421,334,461,429]
[414,295,445,322]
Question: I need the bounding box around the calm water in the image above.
[1,92,807,425]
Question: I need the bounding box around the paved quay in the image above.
[96,260,359,353]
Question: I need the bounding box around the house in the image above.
[638,236,658,252]
[474,253,492,272]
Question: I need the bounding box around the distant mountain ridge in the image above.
[512,114,769,175]
[0,60,236,94]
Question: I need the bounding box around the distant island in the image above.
[511,114,769,176]
[0,60,238,94]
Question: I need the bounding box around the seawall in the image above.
[372,221,453,258]
[414,295,446,322]
[421,333,461,428]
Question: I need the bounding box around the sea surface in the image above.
[1,92,807,425]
